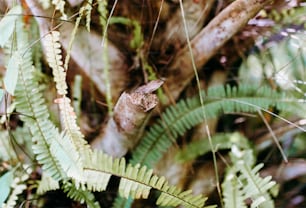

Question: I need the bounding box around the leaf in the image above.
[0,171,14,205]
[0,5,22,47]
[4,52,22,95]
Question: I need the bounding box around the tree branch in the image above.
[92,80,163,157]
[164,0,274,102]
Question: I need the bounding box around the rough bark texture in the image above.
[152,0,215,52]
[164,0,274,103]
[91,80,163,157]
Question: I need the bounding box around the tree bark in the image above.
[92,80,163,157]
[164,0,274,104]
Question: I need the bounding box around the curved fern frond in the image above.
[15,64,65,180]
[50,131,84,182]
[175,132,250,163]
[131,84,305,167]
[37,173,60,194]
[222,169,246,208]
[13,22,67,180]
[63,181,100,208]
[55,97,91,153]
[44,31,68,96]
[83,149,212,208]
[238,163,275,201]
[230,146,276,207]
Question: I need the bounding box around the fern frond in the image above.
[84,0,93,31]
[175,132,250,163]
[51,0,67,20]
[2,167,30,208]
[231,146,276,207]
[222,171,246,208]
[63,181,101,208]
[131,84,305,167]
[63,4,90,70]
[55,97,91,153]
[44,31,68,96]
[83,149,210,208]
[2,180,27,208]
[50,131,84,182]
[14,31,65,180]
[238,163,276,200]
[37,173,60,194]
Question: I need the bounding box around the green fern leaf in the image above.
[0,171,14,205]
[2,168,30,208]
[50,131,84,182]
[230,146,276,207]
[131,84,304,167]
[83,149,210,208]
[44,31,68,95]
[0,5,22,47]
[175,132,250,162]
[13,27,65,180]
[37,173,60,194]
[63,181,101,208]
[222,169,247,208]
[83,149,113,192]
[55,97,91,153]
[238,163,276,199]
[4,52,22,95]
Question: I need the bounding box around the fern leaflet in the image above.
[44,31,68,96]
[82,149,212,208]
[131,84,305,167]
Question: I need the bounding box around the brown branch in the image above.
[164,0,274,103]
[152,0,215,52]
[91,80,163,157]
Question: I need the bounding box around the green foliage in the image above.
[239,32,306,93]
[63,181,100,208]
[1,2,304,207]
[222,146,276,208]
[0,170,14,205]
[44,31,68,96]
[0,5,22,47]
[82,149,211,208]
[1,166,31,208]
[98,0,113,115]
[175,132,250,163]
[1,11,211,207]
[130,83,305,167]
[110,17,144,49]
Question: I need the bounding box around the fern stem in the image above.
[178,0,223,205]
